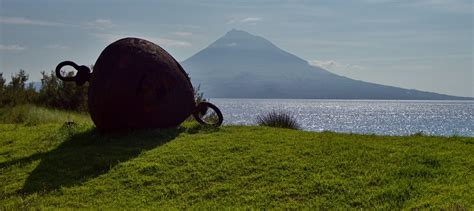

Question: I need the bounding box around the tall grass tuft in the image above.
[256,110,300,130]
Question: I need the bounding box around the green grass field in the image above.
[0,105,473,209]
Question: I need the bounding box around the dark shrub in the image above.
[256,110,300,130]
[36,70,89,112]
[1,70,37,106]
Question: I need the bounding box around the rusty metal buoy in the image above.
[55,37,223,131]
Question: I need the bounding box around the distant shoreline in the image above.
[208,97,474,101]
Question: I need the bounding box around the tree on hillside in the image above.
[36,71,89,112]
[0,73,6,106]
[36,71,62,109]
[3,70,37,106]
[0,69,89,111]
[58,71,89,111]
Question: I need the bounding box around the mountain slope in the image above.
[182,29,470,100]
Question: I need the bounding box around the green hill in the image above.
[0,106,473,209]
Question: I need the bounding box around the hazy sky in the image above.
[1,0,472,97]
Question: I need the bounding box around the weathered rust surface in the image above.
[88,37,196,131]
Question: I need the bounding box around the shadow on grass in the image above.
[17,125,183,194]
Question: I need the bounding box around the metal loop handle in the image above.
[55,61,91,86]
[193,102,224,126]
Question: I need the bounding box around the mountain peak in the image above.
[225,29,254,37]
[209,29,277,50]
[185,29,310,68]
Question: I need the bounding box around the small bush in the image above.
[411,131,425,137]
[256,110,300,130]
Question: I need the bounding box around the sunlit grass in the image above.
[0,106,472,209]
[0,104,91,125]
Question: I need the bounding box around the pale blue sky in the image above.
[1,0,472,97]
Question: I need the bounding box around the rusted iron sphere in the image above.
[56,37,223,131]
[89,38,196,130]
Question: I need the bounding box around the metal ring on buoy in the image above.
[193,102,224,126]
[55,61,91,86]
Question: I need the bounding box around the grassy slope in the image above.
[0,105,91,125]
[0,106,473,209]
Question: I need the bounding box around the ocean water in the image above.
[210,99,474,137]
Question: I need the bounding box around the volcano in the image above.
[182,29,471,100]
